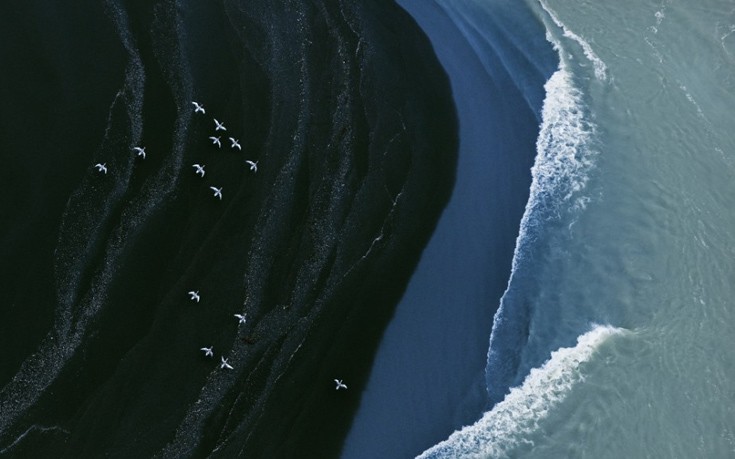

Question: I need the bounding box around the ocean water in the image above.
[399,0,735,457]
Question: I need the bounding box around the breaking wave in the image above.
[419,325,624,458]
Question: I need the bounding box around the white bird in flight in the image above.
[192,164,205,177]
[94,163,107,174]
[220,356,233,370]
[229,137,241,150]
[209,136,222,148]
[188,290,200,302]
[192,101,205,114]
[245,160,258,173]
[133,146,146,159]
[234,313,247,325]
[200,346,213,358]
[214,119,226,131]
[334,379,347,390]
[210,186,223,200]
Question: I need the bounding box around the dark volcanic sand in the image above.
[0,0,456,457]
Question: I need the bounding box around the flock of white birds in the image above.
[93,100,258,203]
[94,101,346,389]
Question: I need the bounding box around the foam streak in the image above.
[538,0,607,81]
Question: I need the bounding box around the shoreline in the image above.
[342,1,557,457]
[201,1,460,456]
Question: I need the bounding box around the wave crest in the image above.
[484,60,599,402]
[419,325,624,459]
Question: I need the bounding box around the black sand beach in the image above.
[0,0,456,457]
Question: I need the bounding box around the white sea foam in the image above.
[530,68,597,213]
[652,0,669,33]
[499,3,599,278]
[419,325,624,458]
[483,0,600,407]
[485,61,598,386]
[538,0,607,81]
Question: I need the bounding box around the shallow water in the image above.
[342,0,557,457]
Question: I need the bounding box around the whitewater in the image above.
[418,0,735,457]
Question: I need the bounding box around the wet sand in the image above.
[342,1,556,457]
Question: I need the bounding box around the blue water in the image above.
[342,1,556,457]
[348,0,735,457]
